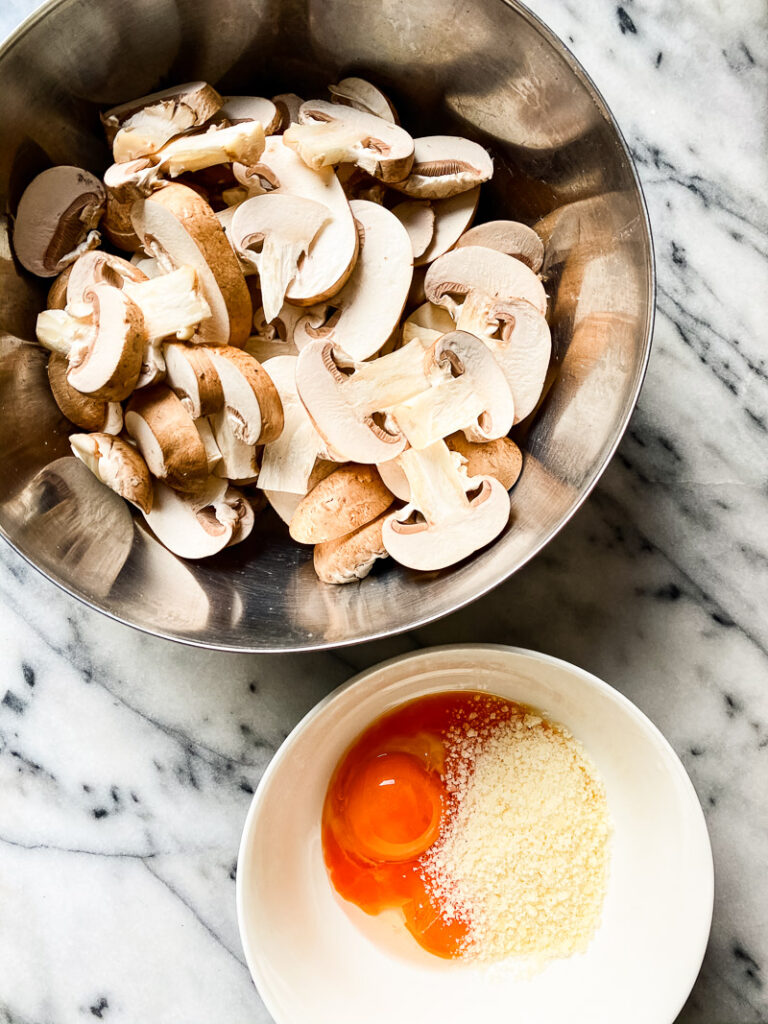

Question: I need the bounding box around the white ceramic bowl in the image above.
[237,646,713,1024]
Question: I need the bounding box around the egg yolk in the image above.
[345,752,442,862]
[323,691,516,959]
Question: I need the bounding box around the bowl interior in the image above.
[237,645,712,1024]
[0,0,653,650]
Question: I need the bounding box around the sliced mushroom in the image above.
[402,302,455,347]
[392,200,435,260]
[143,476,252,558]
[101,161,161,253]
[122,265,211,342]
[314,512,389,584]
[284,101,414,182]
[132,183,252,346]
[219,96,281,134]
[328,77,399,124]
[229,193,331,322]
[389,136,493,199]
[13,167,105,277]
[47,267,73,310]
[207,346,284,480]
[194,416,223,474]
[424,246,547,345]
[237,136,358,306]
[289,464,393,544]
[264,457,338,525]
[446,433,523,490]
[295,338,434,463]
[336,165,389,205]
[164,342,223,417]
[381,440,510,571]
[416,188,479,266]
[456,220,544,273]
[67,250,147,306]
[103,81,222,151]
[125,384,209,493]
[244,303,303,362]
[257,355,324,495]
[387,330,515,449]
[154,120,266,177]
[292,200,413,361]
[272,93,304,132]
[70,432,153,513]
[475,297,551,423]
[36,284,145,401]
[47,352,123,433]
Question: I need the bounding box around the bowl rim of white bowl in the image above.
[236,644,713,1024]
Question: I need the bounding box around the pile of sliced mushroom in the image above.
[14,77,551,583]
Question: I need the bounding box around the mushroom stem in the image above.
[36,308,93,355]
[123,265,211,341]
[158,121,266,176]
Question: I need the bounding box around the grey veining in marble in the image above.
[1,0,767,1022]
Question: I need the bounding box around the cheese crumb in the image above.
[421,707,611,964]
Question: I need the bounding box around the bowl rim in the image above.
[0,0,656,653]
[236,643,712,1024]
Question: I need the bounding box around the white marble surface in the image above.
[1,0,766,1022]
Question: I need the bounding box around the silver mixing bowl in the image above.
[0,0,654,651]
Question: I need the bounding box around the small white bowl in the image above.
[237,646,713,1024]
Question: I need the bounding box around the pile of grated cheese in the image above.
[421,706,611,964]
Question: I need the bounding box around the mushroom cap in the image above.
[14,166,106,278]
[125,384,210,494]
[102,81,222,142]
[207,346,284,479]
[102,188,144,253]
[230,193,331,323]
[132,183,252,346]
[456,220,544,274]
[481,298,551,423]
[66,284,145,401]
[289,464,393,544]
[390,136,493,199]
[47,266,73,310]
[47,352,123,433]
[249,136,359,306]
[219,95,281,134]
[446,433,523,490]
[313,512,389,584]
[402,302,455,347]
[264,457,339,525]
[381,442,510,571]
[285,100,414,182]
[296,340,421,464]
[425,245,547,321]
[416,188,480,266]
[271,93,304,131]
[328,77,399,124]
[224,486,256,547]
[70,432,154,514]
[67,250,148,306]
[142,476,237,559]
[293,200,413,361]
[391,200,435,260]
[164,342,224,418]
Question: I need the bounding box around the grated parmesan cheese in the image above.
[421,707,611,964]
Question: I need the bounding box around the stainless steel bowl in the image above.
[0,0,654,652]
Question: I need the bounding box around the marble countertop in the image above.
[1,0,766,1021]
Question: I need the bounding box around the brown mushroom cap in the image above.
[47,267,73,310]
[456,220,544,273]
[390,136,493,200]
[102,81,222,143]
[67,250,148,306]
[125,384,210,494]
[14,166,105,278]
[70,432,154,514]
[210,346,284,444]
[66,284,145,401]
[132,183,252,346]
[272,93,304,132]
[164,342,224,418]
[313,512,389,584]
[48,352,123,433]
[284,100,414,182]
[289,464,393,544]
[446,433,523,490]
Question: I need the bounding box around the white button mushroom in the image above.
[219,96,281,135]
[328,77,399,124]
[381,440,511,571]
[103,81,223,160]
[142,476,254,559]
[257,355,325,495]
[456,219,544,273]
[389,136,493,199]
